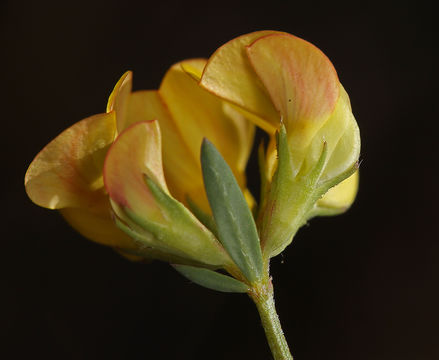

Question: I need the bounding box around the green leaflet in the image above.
[173,264,249,293]
[201,139,263,283]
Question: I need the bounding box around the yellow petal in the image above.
[181,59,204,81]
[265,134,278,180]
[200,31,280,134]
[160,59,255,210]
[247,33,339,150]
[103,120,167,223]
[107,71,133,132]
[125,90,201,207]
[161,60,243,167]
[60,196,137,249]
[320,102,361,182]
[182,58,255,175]
[25,112,117,209]
[317,170,359,211]
[222,102,256,174]
[298,84,360,179]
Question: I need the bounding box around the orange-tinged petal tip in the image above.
[103,120,167,221]
[25,112,117,209]
[200,31,281,128]
[247,33,339,140]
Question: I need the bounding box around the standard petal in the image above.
[125,90,201,206]
[107,71,133,132]
[264,84,359,181]
[200,31,280,133]
[247,33,339,150]
[25,112,117,209]
[183,58,255,175]
[160,59,255,210]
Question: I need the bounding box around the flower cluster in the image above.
[25,31,360,287]
[25,59,253,268]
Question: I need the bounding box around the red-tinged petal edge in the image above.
[103,120,168,224]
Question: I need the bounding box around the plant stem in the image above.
[250,279,293,360]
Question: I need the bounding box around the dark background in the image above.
[1,1,435,359]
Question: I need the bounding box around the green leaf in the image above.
[173,264,249,293]
[201,139,263,283]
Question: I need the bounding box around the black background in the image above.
[1,1,436,359]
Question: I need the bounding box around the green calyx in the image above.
[259,124,359,259]
[111,174,232,268]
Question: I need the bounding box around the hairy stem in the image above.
[250,278,293,360]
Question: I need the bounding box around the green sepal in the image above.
[113,175,231,268]
[201,139,263,283]
[173,264,249,293]
[308,162,360,218]
[113,209,198,262]
[317,161,360,197]
[113,237,220,269]
[259,124,328,259]
[260,124,360,259]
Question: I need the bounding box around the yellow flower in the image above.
[25,59,254,264]
[198,31,361,257]
[125,59,255,213]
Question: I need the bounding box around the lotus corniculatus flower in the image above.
[25,32,362,360]
[25,59,255,268]
[198,31,361,258]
